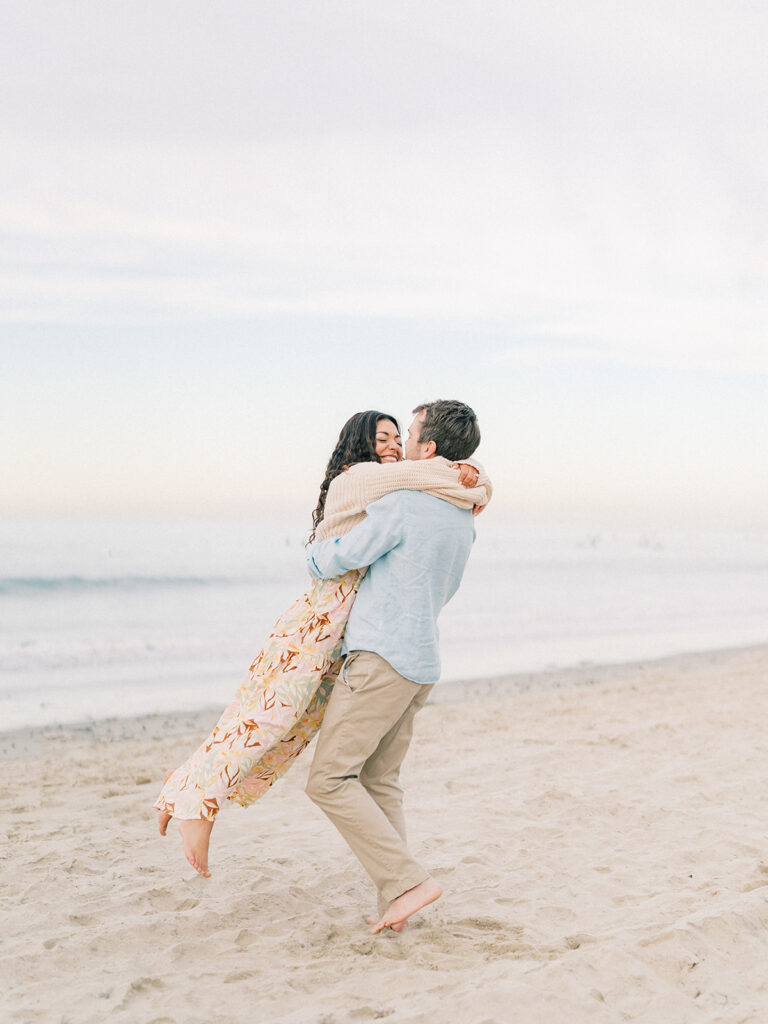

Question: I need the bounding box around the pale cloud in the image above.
[2,126,764,372]
[2,2,767,523]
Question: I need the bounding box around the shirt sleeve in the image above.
[307,491,405,579]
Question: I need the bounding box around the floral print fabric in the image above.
[154,569,362,821]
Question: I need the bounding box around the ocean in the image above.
[1,517,767,731]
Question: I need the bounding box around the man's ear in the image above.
[424,439,438,458]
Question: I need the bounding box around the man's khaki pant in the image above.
[305,650,433,905]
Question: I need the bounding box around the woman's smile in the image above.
[376,418,403,463]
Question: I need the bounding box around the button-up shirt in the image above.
[307,489,475,684]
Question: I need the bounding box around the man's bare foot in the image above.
[177,818,214,877]
[370,877,442,934]
[365,914,408,933]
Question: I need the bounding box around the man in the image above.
[305,399,485,934]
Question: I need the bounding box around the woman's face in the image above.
[375,418,402,463]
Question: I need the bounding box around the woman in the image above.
[155,410,490,876]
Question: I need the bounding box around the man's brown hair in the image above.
[413,400,480,462]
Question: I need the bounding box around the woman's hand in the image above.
[452,463,479,488]
[453,461,486,512]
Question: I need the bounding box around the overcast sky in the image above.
[2,1,766,528]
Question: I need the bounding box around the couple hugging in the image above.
[155,399,492,933]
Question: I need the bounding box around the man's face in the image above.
[405,411,430,460]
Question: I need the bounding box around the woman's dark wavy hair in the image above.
[309,410,400,542]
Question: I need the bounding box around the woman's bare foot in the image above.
[370,877,442,934]
[177,819,214,877]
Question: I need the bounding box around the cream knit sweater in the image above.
[315,457,492,542]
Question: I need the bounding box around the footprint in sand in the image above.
[452,916,511,934]
[564,932,597,949]
[63,859,100,876]
[224,969,259,984]
[465,916,506,931]
[234,929,258,949]
[68,913,96,926]
[742,862,768,893]
[118,977,165,1011]
[146,888,200,912]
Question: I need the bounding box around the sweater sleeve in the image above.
[315,456,492,541]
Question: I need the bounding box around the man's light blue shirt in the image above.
[306,489,475,684]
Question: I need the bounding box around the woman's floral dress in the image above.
[154,570,361,820]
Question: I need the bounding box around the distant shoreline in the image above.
[3,640,766,760]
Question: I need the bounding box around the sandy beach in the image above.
[3,643,768,1024]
